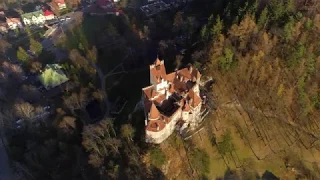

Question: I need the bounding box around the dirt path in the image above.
[90,62,127,118]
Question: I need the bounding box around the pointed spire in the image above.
[149,103,160,120]
[154,56,161,66]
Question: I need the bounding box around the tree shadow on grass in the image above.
[216,168,262,180]
[261,170,279,180]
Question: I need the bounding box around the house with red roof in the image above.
[142,58,203,144]
[52,0,67,10]
[6,17,23,30]
[43,9,55,20]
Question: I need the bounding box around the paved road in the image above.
[0,138,14,180]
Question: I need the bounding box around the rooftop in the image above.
[38,64,69,90]
[21,10,43,19]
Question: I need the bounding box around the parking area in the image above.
[140,1,170,16]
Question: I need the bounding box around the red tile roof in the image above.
[146,120,165,132]
[166,72,176,82]
[154,94,166,105]
[149,103,160,120]
[143,86,157,99]
[44,10,53,16]
[154,58,161,65]
[188,90,201,108]
[6,18,21,24]
[183,100,191,111]
[178,68,191,80]
[54,0,65,4]
[168,83,175,93]
[150,64,166,83]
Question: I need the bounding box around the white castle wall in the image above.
[146,107,182,144]
[146,125,171,144]
[182,111,189,121]
[189,103,202,129]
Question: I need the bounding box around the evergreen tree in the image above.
[283,16,295,42]
[25,26,32,37]
[285,0,295,14]
[218,48,234,72]
[30,39,43,56]
[17,47,31,63]
[247,0,258,15]
[200,25,209,42]
[269,0,285,21]
[210,15,223,40]
[258,7,269,29]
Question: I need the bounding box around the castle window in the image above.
[156,65,160,70]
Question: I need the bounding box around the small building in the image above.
[6,17,23,30]
[50,0,67,11]
[84,0,123,16]
[43,9,55,20]
[142,58,202,144]
[54,0,67,10]
[38,64,69,90]
[21,10,46,26]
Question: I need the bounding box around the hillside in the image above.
[150,0,320,179]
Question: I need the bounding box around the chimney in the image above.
[145,120,148,126]
[189,65,193,73]
[180,76,183,82]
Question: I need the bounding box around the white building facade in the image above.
[22,11,46,26]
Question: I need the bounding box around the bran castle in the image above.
[141,58,203,144]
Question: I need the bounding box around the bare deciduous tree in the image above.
[14,101,35,120]
[63,88,89,113]
[121,124,135,142]
[58,116,76,133]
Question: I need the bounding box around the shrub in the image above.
[150,147,167,168]
[190,148,210,175]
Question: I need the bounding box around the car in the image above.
[44,106,51,110]
[16,119,24,124]
[22,76,28,80]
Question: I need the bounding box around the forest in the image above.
[0,0,319,179]
[184,0,320,179]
